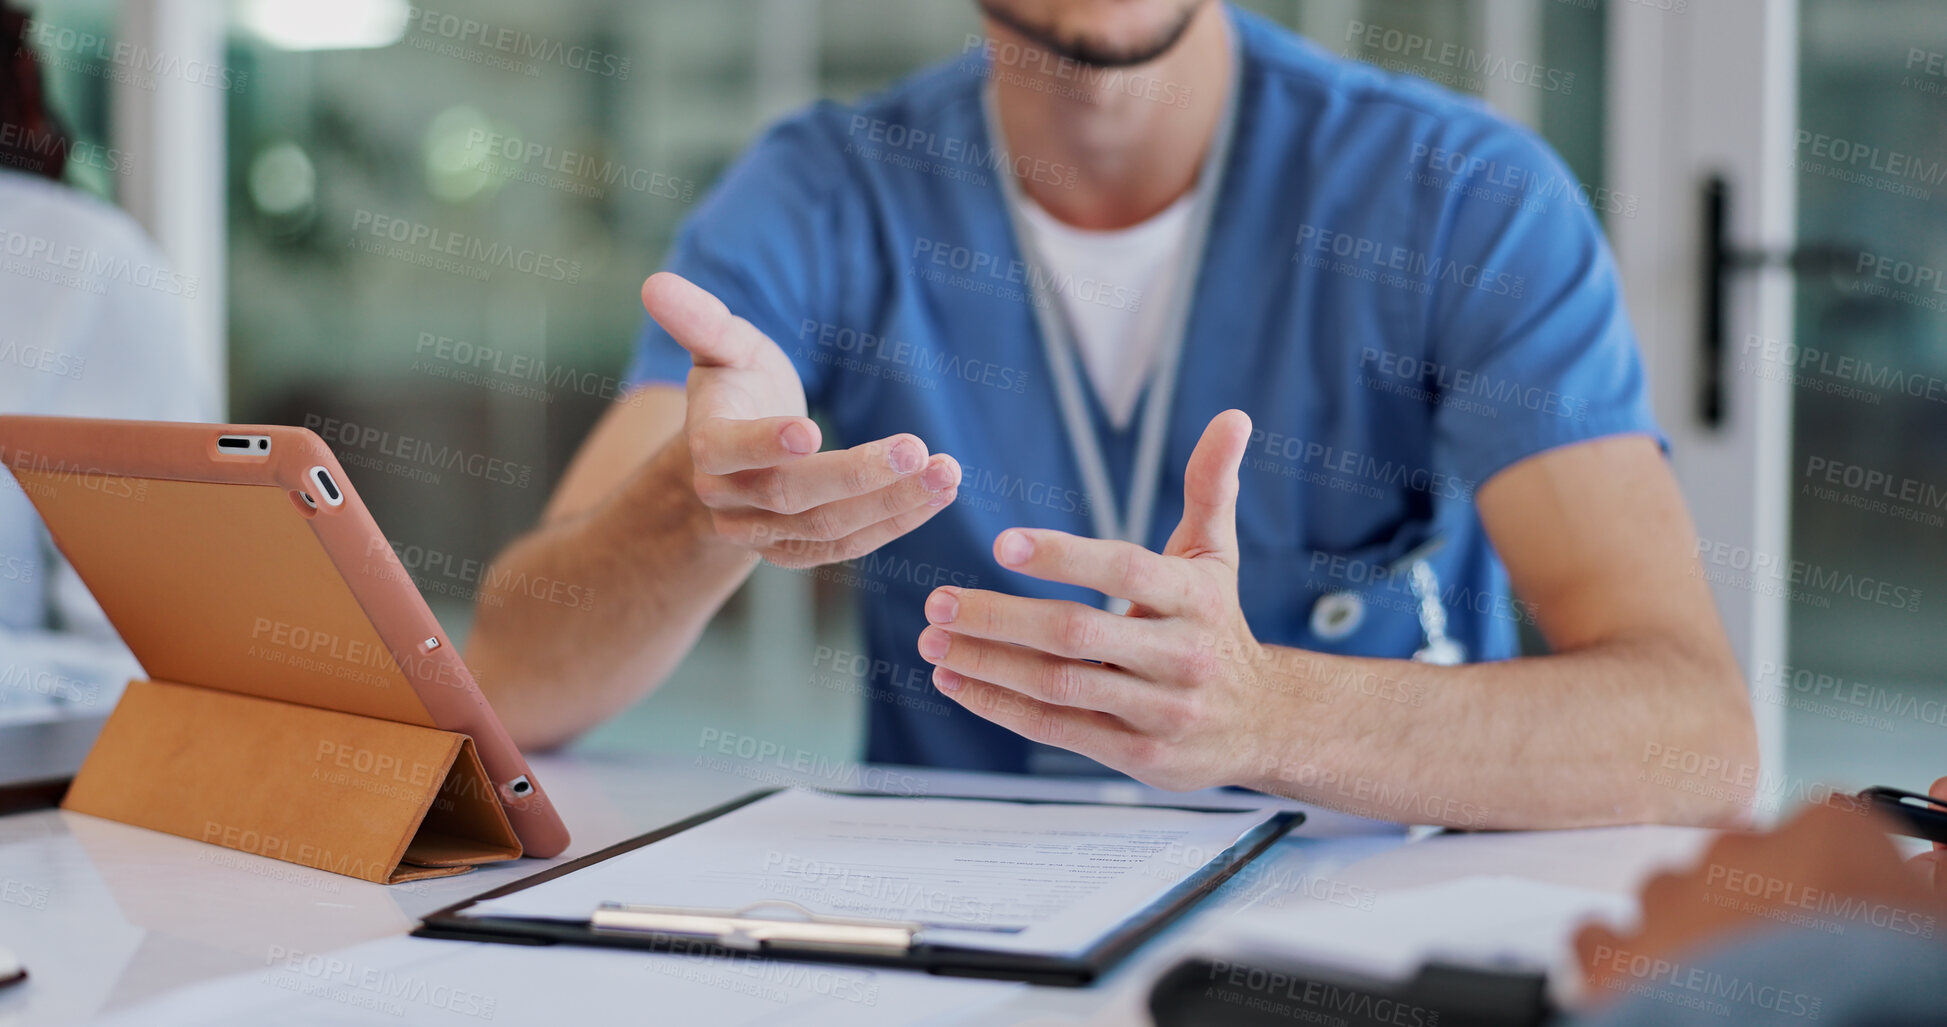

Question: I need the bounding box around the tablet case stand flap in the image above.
[62,679,522,885]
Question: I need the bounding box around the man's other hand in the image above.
[915,409,1268,791]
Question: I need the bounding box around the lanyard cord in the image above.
[983,32,1243,568]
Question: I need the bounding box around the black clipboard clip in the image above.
[1857,786,1947,845]
[590,900,923,956]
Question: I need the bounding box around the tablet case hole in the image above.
[307,466,344,506]
[289,489,318,516]
[215,434,271,458]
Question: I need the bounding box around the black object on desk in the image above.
[1858,786,1947,845]
[1149,955,1554,1027]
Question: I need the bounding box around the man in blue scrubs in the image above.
[471,0,1759,828]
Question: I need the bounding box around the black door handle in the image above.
[1698,175,1858,429]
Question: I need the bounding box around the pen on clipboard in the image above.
[0,946,23,990]
[589,901,924,954]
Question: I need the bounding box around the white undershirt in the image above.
[1017,191,1197,429]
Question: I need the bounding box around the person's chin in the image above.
[984,0,1204,69]
[1061,4,1202,66]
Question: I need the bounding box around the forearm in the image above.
[1239,635,1759,829]
[467,436,758,750]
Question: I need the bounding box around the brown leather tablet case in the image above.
[1,419,538,883]
[65,680,519,884]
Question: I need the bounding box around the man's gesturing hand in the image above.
[643,273,960,568]
[916,409,1276,790]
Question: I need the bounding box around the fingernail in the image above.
[888,439,924,474]
[997,530,1033,567]
[926,588,958,624]
[918,627,950,662]
[921,459,956,492]
[780,422,816,455]
[927,488,955,509]
[934,667,962,694]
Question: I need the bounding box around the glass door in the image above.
[1784,0,1947,790]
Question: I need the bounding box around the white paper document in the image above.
[467,788,1284,955]
[1208,874,1637,983]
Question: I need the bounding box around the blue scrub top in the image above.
[628,6,1660,773]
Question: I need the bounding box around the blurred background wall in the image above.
[16,0,1945,791]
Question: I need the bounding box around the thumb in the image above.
[1572,923,1627,996]
[641,271,766,369]
[1165,409,1251,565]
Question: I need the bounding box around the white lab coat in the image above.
[0,169,216,723]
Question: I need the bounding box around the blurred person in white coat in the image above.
[0,1,215,723]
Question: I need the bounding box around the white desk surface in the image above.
[0,752,1714,1026]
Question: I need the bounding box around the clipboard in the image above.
[414,788,1304,986]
